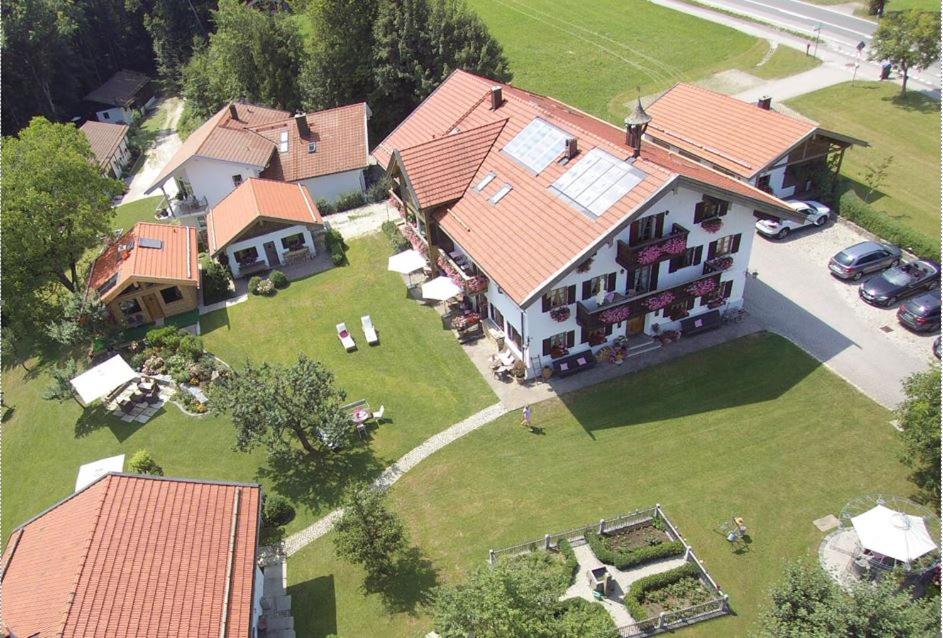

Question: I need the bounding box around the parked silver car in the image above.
[828,241,902,281]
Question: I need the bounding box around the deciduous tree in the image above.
[869,10,940,94]
[334,484,408,581]
[896,367,941,505]
[212,354,350,459]
[128,449,165,475]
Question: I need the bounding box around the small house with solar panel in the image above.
[87,222,200,327]
[374,71,816,378]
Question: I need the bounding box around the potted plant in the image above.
[701,218,723,233]
[542,365,553,380]
[510,360,527,383]
[549,306,571,322]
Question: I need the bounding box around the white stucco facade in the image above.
[174,157,264,210]
[95,106,135,124]
[298,168,366,203]
[224,224,318,278]
[445,184,761,376]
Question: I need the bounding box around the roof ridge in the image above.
[444,89,492,135]
[672,82,820,128]
[58,475,114,636]
[399,118,507,154]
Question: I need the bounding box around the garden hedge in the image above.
[557,538,579,587]
[624,562,700,620]
[585,530,685,570]
[837,191,940,262]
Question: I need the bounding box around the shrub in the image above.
[129,352,147,370]
[331,250,345,266]
[334,190,367,212]
[165,353,192,384]
[262,494,296,528]
[255,278,275,296]
[585,530,685,570]
[367,175,392,203]
[146,326,183,351]
[200,253,233,302]
[269,270,289,289]
[381,220,410,253]
[624,562,700,620]
[177,333,204,361]
[837,191,940,262]
[248,276,263,295]
[316,198,337,215]
[142,355,165,374]
[558,539,579,587]
[128,449,164,476]
[325,228,347,254]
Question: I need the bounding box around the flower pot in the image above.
[542,366,553,380]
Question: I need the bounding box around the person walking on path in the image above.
[520,404,533,430]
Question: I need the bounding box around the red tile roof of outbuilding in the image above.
[374,70,796,306]
[0,474,261,638]
[79,121,129,170]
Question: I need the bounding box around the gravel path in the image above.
[120,97,184,205]
[261,402,508,562]
[324,202,396,240]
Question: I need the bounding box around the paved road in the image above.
[745,221,935,410]
[707,0,875,45]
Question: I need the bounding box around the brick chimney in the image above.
[757,96,772,110]
[565,136,578,160]
[295,112,310,138]
[489,86,503,110]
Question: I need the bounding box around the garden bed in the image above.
[637,570,713,617]
[603,520,673,553]
[585,517,685,570]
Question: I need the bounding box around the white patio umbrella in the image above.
[851,504,937,563]
[421,276,463,301]
[387,249,427,274]
[75,454,125,492]
[69,355,138,407]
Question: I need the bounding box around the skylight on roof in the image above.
[476,172,496,192]
[138,237,163,249]
[503,118,569,174]
[550,148,645,218]
[279,131,289,153]
[490,183,512,204]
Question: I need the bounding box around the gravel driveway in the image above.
[746,219,937,409]
[120,97,184,205]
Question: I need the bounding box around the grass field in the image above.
[750,44,821,79]
[787,81,941,249]
[2,234,495,539]
[111,195,165,231]
[287,333,911,637]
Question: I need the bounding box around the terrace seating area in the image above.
[106,378,175,423]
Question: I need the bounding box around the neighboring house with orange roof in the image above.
[145,101,371,218]
[79,120,132,178]
[207,177,325,278]
[88,222,199,326]
[375,71,807,376]
[83,69,156,124]
[0,473,263,638]
[645,83,866,199]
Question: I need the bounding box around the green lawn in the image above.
[2,233,495,539]
[787,81,941,249]
[111,195,166,231]
[140,97,181,135]
[465,0,768,122]
[750,45,821,79]
[287,333,912,637]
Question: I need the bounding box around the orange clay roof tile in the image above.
[0,474,261,638]
[645,83,817,178]
[87,222,199,303]
[207,177,323,254]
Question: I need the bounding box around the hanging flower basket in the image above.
[684,278,718,298]
[701,218,723,233]
[644,291,676,311]
[550,306,571,322]
[705,256,734,272]
[661,236,687,255]
[600,305,632,325]
[636,245,664,266]
[577,256,595,273]
[465,275,489,294]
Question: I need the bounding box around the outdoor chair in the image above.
[336,323,356,352]
[372,405,385,423]
[119,399,135,414]
[361,315,379,345]
[145,384,161,404]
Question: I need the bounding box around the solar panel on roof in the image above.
[503,118,569,174]
[550,148,645,218]
[138,237,163,249]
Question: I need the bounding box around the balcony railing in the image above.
[436,249,489,295]
[616,223,689,270]
[576,271,723,329]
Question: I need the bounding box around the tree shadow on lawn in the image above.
[559,331,825,434]
[73,404,150,441]
[288,574,338,638]
[256,444,387,519]
[364,546,440,616]
[887,91,941,115]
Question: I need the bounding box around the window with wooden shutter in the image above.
[731,234,742,254]
[714,234,736,257]
[542,295,550,312]
[693,202,706,224]
[606,273,616,291]
[722,280,733,299]
[654,212,665,238]
[693,245,703,265]
[582,281,593,300]
[542,338,551,356]
[566,331,575,348]
[567,285,576,304]
[707,240,717,260]
[668,256,682,274]
[544,286,568,310]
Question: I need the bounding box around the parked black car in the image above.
[934,336,941,359]
[897,292,941,332]
[829,241,902,281]
[859,260,940,307]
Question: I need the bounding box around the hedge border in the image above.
[624,562,701,620]
[557,538,579,587]
[837,191,940,262]
[585,530,685,570]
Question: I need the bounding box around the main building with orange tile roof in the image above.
[374,70,861,376]
[146,101,370,215]
[87,221,200,326]
[1,473,262,638]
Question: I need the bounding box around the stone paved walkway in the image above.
[262,402,508,562]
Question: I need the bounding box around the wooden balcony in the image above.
[576,271,723,329]
[616,223,689,271]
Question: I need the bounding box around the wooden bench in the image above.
[552,349,596,378]
[680,309,721,336]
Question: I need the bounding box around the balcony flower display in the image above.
[550,305,571,322]
[388,195,405,217]
[705,255,734,272]
[661,236,687,256]
[465,275,489,294]
[637,244,665,266]
[600,304,632,325]
[643,291,676,311]
[684,278,717,298]
[635,235,687,266]
[437,255,464,286]
[701,218,723,233]
[400,223,427,252]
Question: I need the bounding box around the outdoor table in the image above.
[138,381,155,393]
[130,391,146,403]
[351,408,371,424]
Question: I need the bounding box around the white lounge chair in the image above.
[372,405,385,423]
[337,323,356,352]
[361,315,379,345]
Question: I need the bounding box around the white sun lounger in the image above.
[337,323,356,351]
[361,315,379,345]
